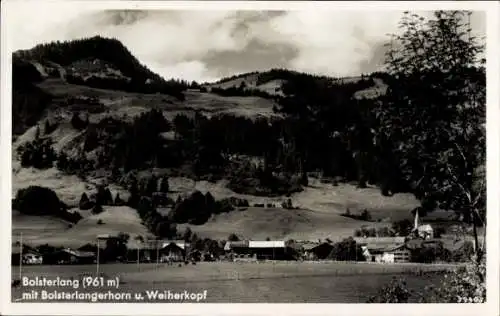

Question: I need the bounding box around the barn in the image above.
[305,242,334,260]
[248,241,298,260]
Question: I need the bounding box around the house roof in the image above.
[418,224,433,232]
[353,237,406,245]
[308,242,334,251]
[302,243,320,251]
[383,244,408,252]
[62,248,95,258]
[161,243,186,251]
[224,241,250,250]
[161,241,189,250]
[405,238,443,249]
[249,241,286,248]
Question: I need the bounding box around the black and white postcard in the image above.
[1,1,499,315]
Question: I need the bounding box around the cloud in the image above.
[6,4,486,82]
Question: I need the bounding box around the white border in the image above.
[1,1,499,315]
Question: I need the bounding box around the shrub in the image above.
[155,220,177,239]
[451,241,475,262]
[114,193,125,206]
[183,227,193,242]
[159,176,169,193]
[13,186,64,216]
[328,237,365,261]
[376,226,395,237]
[17,138,57,169]
[369,260,486,303]
[281,198,293,209]
[214,199,234,214]
[70,111,88,130]
[367,278,411,303]
[96,185,113,206]
[420,260,486,303]
[43,119,58,135]
[92,203,104,214]
[97,219,104,225]
[79,192,94,210]
[391,219,413,236]
[434,226,446,238]
[360,209,372,221]
[60,211,82,223]
[228,233,240,241]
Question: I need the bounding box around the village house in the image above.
[360,244,411,263]
[11,244,43,265]
[304,242,334,260]
[49,248,96,265]
[355,237,409,263]
[159,241,189,263]
[249,241,298,260]
[224,240,250,254]
[224,240,297,260]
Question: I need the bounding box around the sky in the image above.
[6,4,486,83]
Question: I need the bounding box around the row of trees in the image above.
[210,84,276,99]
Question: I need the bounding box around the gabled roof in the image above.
[224,241,250,250]
[383,244,408,252]
[249,241,286,248]
[417,224,433,232]
[161,241,189,250]
[354,237,406,245]
[61,248,95,258]
[302,243,320,251]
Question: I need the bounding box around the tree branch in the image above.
[446,165,472,203]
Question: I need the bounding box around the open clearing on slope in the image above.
[168,176,421,221]
[11,210,71,244]
[12,262,454,302]
[179,207,387,241]
[12,206,151,248]
[37,79,279,120]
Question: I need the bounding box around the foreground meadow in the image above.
[12,262,456,303]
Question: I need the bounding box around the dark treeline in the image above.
[13,36,192,99]
[255,68,336,86]
[210,84,277,100]
[209,71,259,85]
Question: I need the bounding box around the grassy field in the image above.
[12,206,152,248]
[12,262,454,303]
[37,79,279,120]
[179,207,383,241]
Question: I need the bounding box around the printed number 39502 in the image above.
[458,296,484,303]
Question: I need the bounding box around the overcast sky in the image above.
[6,5,486,83]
